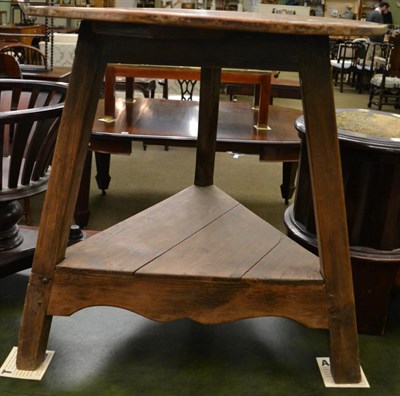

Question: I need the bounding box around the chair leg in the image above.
[357,72,363,94]
[280,161,298,205]
[95,152,111,194]
[368,85,375,108]
[332,68,338,86]
[395,90,400,109]
[23,197,32,226]
[378,90,384,110]
[340,69,344,92]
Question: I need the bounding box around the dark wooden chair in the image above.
[0,79,67,277]
[0,53,31,223]
[0,53,22,79]
[349,38,370,94]
[0,43,46,70]
[330,41,361,92]
[368,43,400,110]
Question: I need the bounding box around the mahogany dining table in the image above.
[74,97,302,227]
[15,5,385,385]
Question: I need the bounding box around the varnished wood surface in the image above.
[0,226,97,278]
[22,66,71,82]
[77,99,300,227]
[285,109,400,334]
[92,98,301,146]
[106,64,272,82]
[292,108,400,251]
[26,6,386,37]
[0,227,37,278]
[104,64,272,125]
[0,25,45,46]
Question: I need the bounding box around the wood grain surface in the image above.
[26,6,386,37]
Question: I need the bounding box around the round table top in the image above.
[335,110,400,139]
[25,6,386,37]
[296,109,400,149]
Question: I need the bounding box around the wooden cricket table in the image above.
[16,6,385,384]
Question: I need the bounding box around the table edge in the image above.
[26,6,387,37]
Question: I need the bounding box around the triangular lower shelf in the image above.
[49,185,328,328]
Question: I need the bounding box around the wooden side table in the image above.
[15,7,385,384]
[0,24,45,46]
[285,109,400,335]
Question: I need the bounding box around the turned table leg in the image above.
[281,161,298,204]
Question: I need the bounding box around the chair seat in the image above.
[356,64,372,72]
[0,158,49,201]
[331,59,352,69]
[370,74,400,89]
[50,185,327,327]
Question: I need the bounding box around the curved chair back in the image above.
[0,53,22,79]
[0,43,46,68]
[0,79,67,201]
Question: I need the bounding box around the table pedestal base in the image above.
[285,206,399,335]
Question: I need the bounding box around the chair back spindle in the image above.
[368,43,399,110]
[0,79,66,198]
[0,79,66,251]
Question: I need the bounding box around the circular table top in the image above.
[335,110,400,139]
[296,109,400,150]
[24,6,386,37]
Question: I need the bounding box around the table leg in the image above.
[104,65,116,118]
[255,74,271,129]
[95,152,112,194]
[160,79,168,99]
[16,21,107,370]
[280,161,298,204]
[299,35,360,383]
[126,77,134,101]
[195,67,221,186]
[74,151,93,228]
